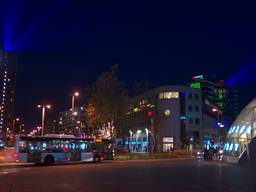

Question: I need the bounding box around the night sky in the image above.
[1,1,256,129]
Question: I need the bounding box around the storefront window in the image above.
[162,137,174,152]
[163,143,173,152]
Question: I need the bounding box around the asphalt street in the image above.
[0,159,255,192]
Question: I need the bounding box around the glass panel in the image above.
[163,143,173,152]
[162,137,173,143]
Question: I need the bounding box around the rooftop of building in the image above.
[131,85,201,100]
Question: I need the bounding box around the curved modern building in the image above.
[124,85,221,153]
[224,98,256,164]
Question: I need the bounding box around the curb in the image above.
[113,157,196,162]
[0,162,34,169]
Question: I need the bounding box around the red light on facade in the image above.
[139,104,146,109]
[147,111,153,117]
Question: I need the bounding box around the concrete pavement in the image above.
[0,159,255,192]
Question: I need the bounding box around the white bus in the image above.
[15,134,104,164]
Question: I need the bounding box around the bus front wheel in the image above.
[94,155,101,163]
[44,155,55,165]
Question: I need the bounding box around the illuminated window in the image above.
[235,126,239,133]
[229,143,233,151]
[239,125,246,134]
[229,126,235,134]
[234,143,239,151]
[163,137,173,143]
[225,143,229,151]
[162,137,174,152]
[159,92,179,99]
[163,143,173,152]
[246,126,251,134]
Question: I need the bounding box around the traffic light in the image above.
[147,111,153,118]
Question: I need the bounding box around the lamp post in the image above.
[71,92,79,114]
[76,121,83,136]
[12,118,20,133]
[145,128,149,153]
[212,107,222,147]
[37,104,51,136]
[129,130,133,152]
[19,123,25,134]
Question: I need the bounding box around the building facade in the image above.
[0,50,17,135]
[58,107,86,135]
[124,86,220,153]
[189,75,239,120]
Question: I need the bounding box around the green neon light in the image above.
[133,108,140,112]
[190,82,201,89]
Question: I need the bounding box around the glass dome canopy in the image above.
[224,98,256,157]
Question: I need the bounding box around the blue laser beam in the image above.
[12,1,72,51]
[226,58,256,86]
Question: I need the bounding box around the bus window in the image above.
[19,140,28,153]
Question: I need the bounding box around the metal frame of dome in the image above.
[224,98,256,159]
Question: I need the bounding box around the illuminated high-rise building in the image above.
[189,75,239,120]
[0,49,17,135]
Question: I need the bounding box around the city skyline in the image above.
[1,1,256,129]
[1,2,256,191]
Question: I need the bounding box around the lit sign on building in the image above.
[159,92,179,99]
[162,137,173,143]
[190,82,201,89]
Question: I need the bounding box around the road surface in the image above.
[0,159,255,192]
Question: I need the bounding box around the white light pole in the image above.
[145,128,149,153]
[129,130,133,152]
[37,104,51,136]
[212,107,222,147]
[12,118,20,133]
[72,92,79,114]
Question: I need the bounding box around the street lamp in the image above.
[19,123,25,134]
[71,91,79,114]
[37,104,51,136]
[129,130,133,152]
[212,107,222,147]
[145,128,149,153]
[76,121,82,135]
[12,118,20,133]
